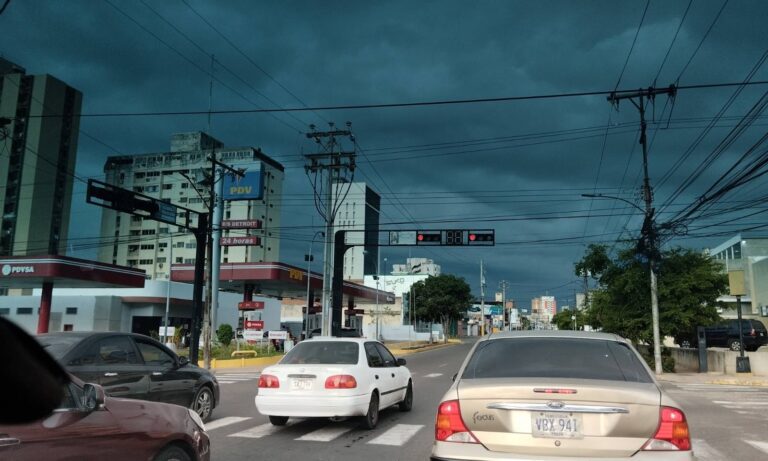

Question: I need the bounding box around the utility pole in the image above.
[203,152,244,369]
[499,280,510,330]
[304,123,356,337]
[480,259,486,336]
[607,84,676,376]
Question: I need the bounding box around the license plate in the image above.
[532,413,583,439]
[290,378,313,390]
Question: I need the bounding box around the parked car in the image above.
[678,319,768,351]
[307,327,362,338]
[37,332,220,421]
[255,337,413,429]
[0,376,210,461]
[431,331,694,461]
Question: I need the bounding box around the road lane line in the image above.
[745,440,768,454]
[713,401,768,406]
[692,439,726,461]
[206,417,252,431]
[295,424,355,442]
[217,381,237,384]
[367,424,423,446]
[229,420,299,438]
[424,373,443,378]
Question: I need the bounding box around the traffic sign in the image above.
[244,320,264,330]
[238,301,265,310]
[242,330,263,342]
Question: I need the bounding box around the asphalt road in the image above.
[205,340,768,461]
[206,340,474,461]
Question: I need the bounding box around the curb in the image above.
[390,341,461,357]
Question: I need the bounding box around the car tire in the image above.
[362,392,379,430]
[729,339,742,351]
[192,386,214,422]
[269,416,289,426]
[154,445,191,461]
[398,382,413,412]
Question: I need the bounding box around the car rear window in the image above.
[37,335,83,360]
[462,338,653,383]
[281,341,359,365]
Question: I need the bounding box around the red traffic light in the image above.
[467,231,494,244]
[469,234,477,241]
[417,234,424,242]
[416,232,441,244]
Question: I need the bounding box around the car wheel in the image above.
[729,339,742,351]
[398,382,413,412]
[362,392,379,430]
[269,416,289,426]
[192,386,214,422]
[154,445,191,461]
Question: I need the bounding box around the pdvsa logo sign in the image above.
[1,265,35,276]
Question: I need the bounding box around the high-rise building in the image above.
[97,132,284,279]
[331,182,380,281]
[530,295,557,323]
[0,58,82,257]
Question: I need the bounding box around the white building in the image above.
[332,182,380,281]
[392,258,441,276]
[97,132,284,279]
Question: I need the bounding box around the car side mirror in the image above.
[178,356,189,367]
[83,383,106,412]
[396,358,407,367]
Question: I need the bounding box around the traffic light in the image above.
[416,231,441,245]
[445,230,464,245]
[468,230,495,245]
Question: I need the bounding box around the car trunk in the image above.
[457,378,661,458]
[263,364,362,396]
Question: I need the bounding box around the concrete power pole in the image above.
[304,123,356,337]
[480,259,486,336]
[499,280,510,330]
[607,85,676,376]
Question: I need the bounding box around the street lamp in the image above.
[582,192,663,375]
[305,231,325,341]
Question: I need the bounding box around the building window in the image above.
[130,230,140,236]
[140,244,155,250]
[733,243,742,259]
[157,257,166,263]
[63,324,74,331]
[162,184,173,190]
[0,308,9,315]
[139,259,154,265]
[176,241,185,248]
[141,229,156,235]
[183,258,195,264]
[17,307,33,315]
[185,242,196,249]
[159,228,169,234]
[158,242,168,249]
[181,183,189,189]
[176,257,183,263]
[65,307,78,315]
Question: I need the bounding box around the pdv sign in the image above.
[223,166,263,201]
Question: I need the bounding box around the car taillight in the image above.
[258,374,280,388]
[643,406,691,451]
[325,375,357,389]
[435,400,478,443]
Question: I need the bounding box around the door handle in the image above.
[104,372,118,377]
[391,373,395,378]
[375,375,379,380]
[0,437,20,447]
[152,372,163,376]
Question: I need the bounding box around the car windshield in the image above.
[462,338,653,383]
[37,335,83,360]
[281,341,359,365]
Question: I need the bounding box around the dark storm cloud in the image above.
[3,0,767,308]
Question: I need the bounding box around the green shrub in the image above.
[640,346,675,373]
[217,324,234,347]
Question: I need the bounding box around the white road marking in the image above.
[745,440,768,454]
[205,417,252,431]
[692,439,727,461]
[439,363,448,367]
[713,400,768,406]
[424,373,443,378]
[217,381,237,384]
[295,424,355,442]
[229,420,299,438]
[367,424,423,446]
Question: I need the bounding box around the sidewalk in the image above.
[658,372,768,387]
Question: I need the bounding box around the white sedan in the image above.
[255,337,413,429]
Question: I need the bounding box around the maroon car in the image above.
[0,376,210,461]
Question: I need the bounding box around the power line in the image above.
[614,0,651,91]
[676,0,730,82]
[654,0,693,83]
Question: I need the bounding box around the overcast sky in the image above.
[3,0,767,309]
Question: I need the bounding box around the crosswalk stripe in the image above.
[713,401,768,406]
[217,381,237,384]
[295,424,355,442]
[229,420,299,438]
[693,439,726,461]
[206,417,252,431]
[216,377,257,381]
[745,440,768,454]
[216,374,261,378]
[423,373,443,378]
[367,424,423,446]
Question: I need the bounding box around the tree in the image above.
[576,245,726,344]
[412,274,472,342]
[552,308,586,331]
[217,323,234,347]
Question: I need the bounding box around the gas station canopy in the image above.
[0,255,146,289]
[170,261,395,304]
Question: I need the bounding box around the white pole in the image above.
[163,231,173,344]
[211,166,224,335]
